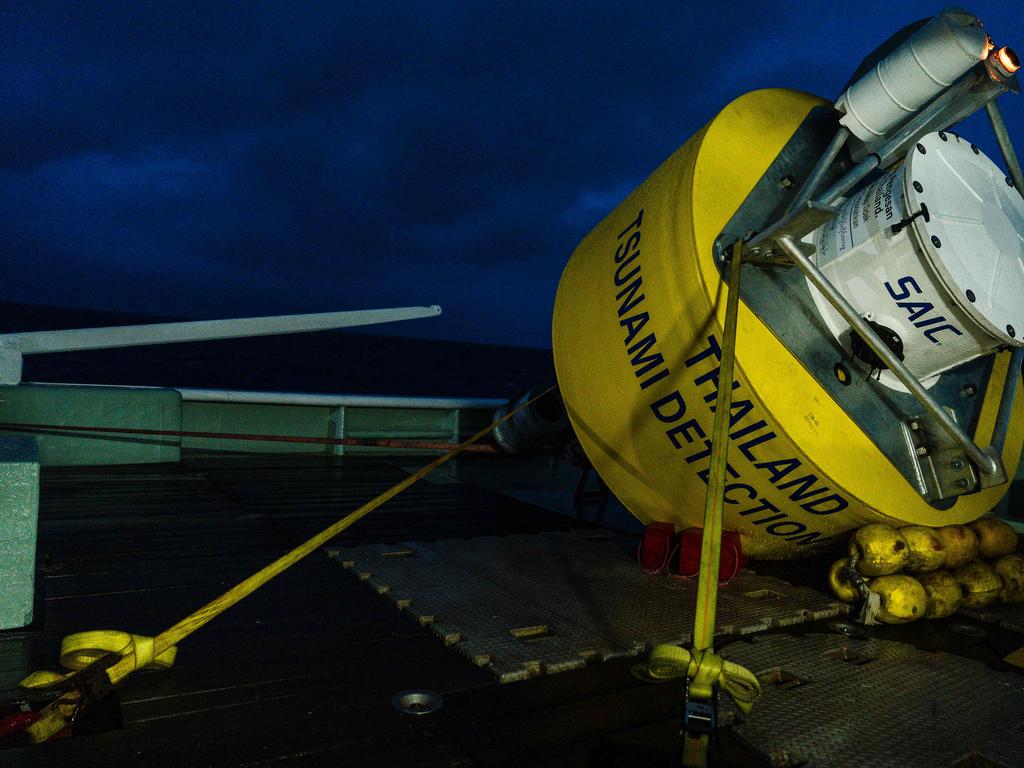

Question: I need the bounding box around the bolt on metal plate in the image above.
[946,621,988,638]
[392,689,444,715]
[825,619,865,637]
[901,409,978,500]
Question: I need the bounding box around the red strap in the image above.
[0,711,41,740]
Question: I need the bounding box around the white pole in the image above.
[3,305,441,355]
[0,305,442,385]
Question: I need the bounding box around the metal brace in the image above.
[903,410,984,500]
[737,201,836,268]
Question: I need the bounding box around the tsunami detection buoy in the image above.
[552,8,1024,558]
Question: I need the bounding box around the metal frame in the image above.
[785,127,850,214]
[718,107,995,501]
[991,347,1024,454]
[818,63,1017,208]
[987,99,1024,195]
[774,235,1000,479]
[733,59,1022,491]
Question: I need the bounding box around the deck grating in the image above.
[3,454,1022,767]
[1,455,589,766]
[723,633,1024,768]
[329,531,849,682]
[958,601,1024,635]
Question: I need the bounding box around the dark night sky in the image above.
[2,2,1021,348]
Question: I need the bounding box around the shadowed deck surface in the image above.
[2,454,730,767]
[6,454,1023,767]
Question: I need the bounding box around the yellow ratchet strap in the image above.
[646,645,760,714]
[645,241,761,765]
[20,630,175,689]
[20,386,556,744]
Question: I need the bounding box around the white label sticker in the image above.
[816,169,905,265]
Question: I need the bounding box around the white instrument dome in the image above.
[906,131,1024,345]
[809,131,1024,389]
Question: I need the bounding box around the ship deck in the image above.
[3,452,1024,767]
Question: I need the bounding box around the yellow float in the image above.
[552,85,1024,559]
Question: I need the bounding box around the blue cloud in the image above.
[0,0,1019,347]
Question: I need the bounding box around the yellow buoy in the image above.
[552,88,1024,558]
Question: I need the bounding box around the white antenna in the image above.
[0,304,442,385]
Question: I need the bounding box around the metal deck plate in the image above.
[959,601,1024,634]
[327,530,847,682]
[721,633,1024,768]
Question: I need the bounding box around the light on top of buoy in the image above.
[995,46,1020,75]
